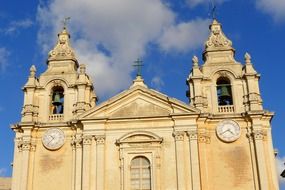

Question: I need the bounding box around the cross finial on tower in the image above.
[209,0,217,20]
[133,58,144,77]
[62,17,71,29]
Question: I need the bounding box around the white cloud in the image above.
[276,156,285,185]
[158,18,210,53]
[36,0,210,98]
[0,47,10,71]
[151,76,165,90]
[256,0,285,22]
[4,19,33,35]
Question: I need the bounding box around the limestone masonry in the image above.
[10,19,279,190]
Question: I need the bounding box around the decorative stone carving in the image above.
[198,132,211,144]
[52,80,63,87]
[194,96,208,107]
[246,130,267,141]
[82,135,93,145]
[192,56,199,67]
[29,65,36,78]
[22,141,31,151]
[252,130,266,140]
[71,135,83,149]
[173,131,185,141]
[205,20,233,51]
[96,135,105,145]
[21,104,39,116]
[79,64,86,74]
[186,130,198,140]
[48,27,76,61]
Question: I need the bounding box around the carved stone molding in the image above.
[82,135,93,145]
[246,130,267,141]
[186,130,198,140]
[21,104,39,116]
[205,20,233,51]
[48,28,76,61]
[96,135,105,145]
[198,133,211,144]
[22,141,31,151]
[71,135,83,149]
[16,138,23,152]
[194,96,208,107]
[253,130,266,141]
[173,131,185,141]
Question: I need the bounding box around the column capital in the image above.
[198,132,211,144]
[82,135,93,145]
[71,135,83,149]
[186,130,198,140]
[247,130,266,141]
[173,131,185,141]
[96,135,105,144]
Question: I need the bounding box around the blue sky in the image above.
[0,0,285,188]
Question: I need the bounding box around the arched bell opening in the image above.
[50,86,64,114]
[216,77,233,106]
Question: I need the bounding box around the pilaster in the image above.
[173,131,186,190]
[82,135,92,190]
[187,130,201,190]
[96,135,105,190]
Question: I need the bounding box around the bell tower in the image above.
[11,26,97,190]
[21,26,97,123]
[186,19,279,190]
[187,19,262,114]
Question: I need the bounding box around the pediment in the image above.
[110,97,169,117]
[79,84,200,119]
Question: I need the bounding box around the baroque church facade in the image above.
[10,19,279,190]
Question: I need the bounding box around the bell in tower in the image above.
[51,88,64,114]
[217,78,233,106]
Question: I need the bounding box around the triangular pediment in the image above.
[79,84,200,119]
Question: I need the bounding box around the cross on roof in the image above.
[133,58,144,77]
[209,0,217,19]
[62,17,71,28]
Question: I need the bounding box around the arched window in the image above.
[130,156,151,190]
[216,77,233,106]
[51,86,64,114]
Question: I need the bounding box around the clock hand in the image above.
[221,129,230,135]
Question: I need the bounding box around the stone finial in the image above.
[192,55,199,67]
[245,52,251,64]
[79,64,86,74]
[29,65,36,78]
[244,52,257,74]
[204,19,234,52]
[48,27,76,62]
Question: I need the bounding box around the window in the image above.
[216,77,233,106]
[130,156,151,190]
[51,86,64,114]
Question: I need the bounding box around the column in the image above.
[90,136,97,190]
[82,135,92,190]
[252,130,269,190]
[246,130,259,190]
[96,135,105,190]
[187,130,201,190]
[20,140,31,190]
[197,130,211,190]
[11,137,23,190]
[173,131,186,190]
[73,135,83,190]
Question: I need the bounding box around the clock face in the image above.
[216,120,241,142]
[42,128,65,150]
